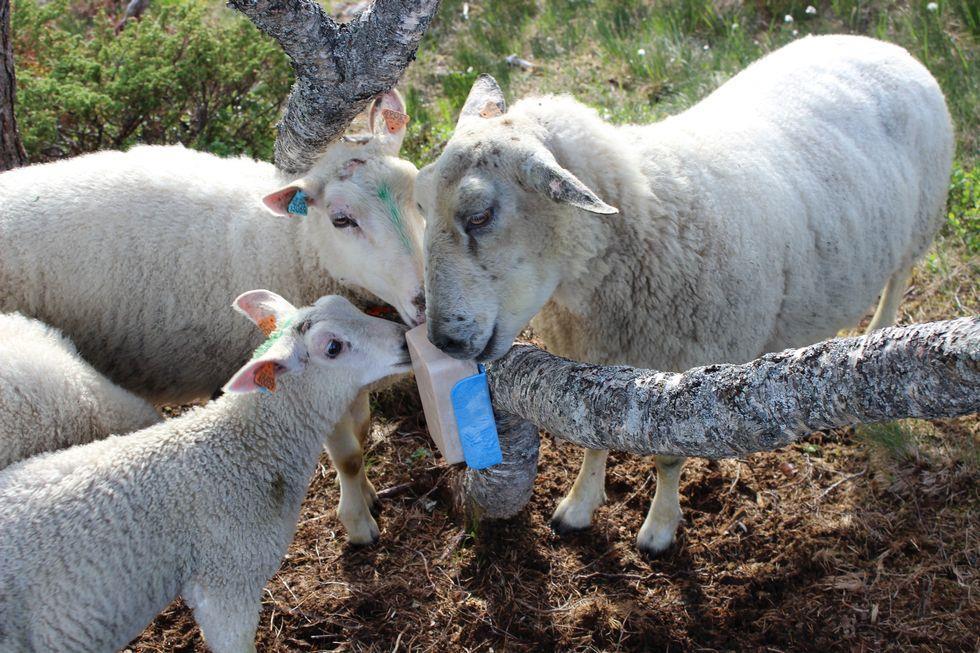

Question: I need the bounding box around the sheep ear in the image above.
[233,290,296,336]
[224,359,286,394]
[520,150,618,215]
[262,185,311,217]
[457,74,506,125]
[370,89,409,155]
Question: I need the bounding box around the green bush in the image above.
[945,163,980,253]
[12,0,291,161]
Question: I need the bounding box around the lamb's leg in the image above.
[189,586,260,653]
[325,394,380,545]
[866,267,911,332]
[349,390,379,515]
[551,448,608,532]
[636,455,685,556]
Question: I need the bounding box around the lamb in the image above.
[0,291,411,653]
[0,91,422,543]
[0,312,159,468]
[414,35,954,555]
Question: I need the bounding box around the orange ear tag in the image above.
[381,108,410,133]
[479,101,503,119]
[254,361,277,393]
[257,315,277,337]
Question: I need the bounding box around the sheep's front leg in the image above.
[551,448,608,532]
[636,456,685,556]
[348,389,379,514]
[187,584,260,653]
[325,391,379,545]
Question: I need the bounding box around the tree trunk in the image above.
[0,0,27,171]
[460,317,980,519]
[228,0,440,175]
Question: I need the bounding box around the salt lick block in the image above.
[407,325,503,469]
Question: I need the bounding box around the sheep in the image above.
[414,35,954,555]
[0,291,411,653]
[0,91,422,543]
[0,312,160,468]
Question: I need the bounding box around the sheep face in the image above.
[415,75,616,361]
[262,92,427,327]
[226,290,411,394]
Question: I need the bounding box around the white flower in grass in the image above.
[926,1,938,10]
[792,29,799,36]
[784,14,794,22]
[637,48,646,56]
[703,43,710,50]
[732,21,739,30]
[805,5,817,15]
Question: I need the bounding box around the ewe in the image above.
[0,91,421,543]
[0,292,410,653]
[415,35,953,555]
[0,312,159,468]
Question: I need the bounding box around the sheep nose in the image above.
[431,333,470,357]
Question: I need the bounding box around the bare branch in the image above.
[227,0,440,175]
[463,318,979,518]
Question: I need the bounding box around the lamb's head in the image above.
[415,75,617,361]
[261,91,426,327]
[223,290,410,395]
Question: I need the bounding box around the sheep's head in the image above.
[261,91,426,327]
[224,290,410,394]
[415,75,617,361]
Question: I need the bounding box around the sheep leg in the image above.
[349,390,380,515]
[866,267,911,332]
[636,455,685,556]
[325,395,380,545]
[189,586,260,653]
[550,448,608,532]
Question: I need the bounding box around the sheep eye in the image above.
[331,213,359,229]
[325,339,344,358]
[465,207,494,233]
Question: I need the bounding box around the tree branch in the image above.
[464,318,979,518]
[227,0,440,175]
[1,0,27,171]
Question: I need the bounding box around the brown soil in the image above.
[129,379,979,653]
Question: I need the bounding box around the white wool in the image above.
[0,312,159,468]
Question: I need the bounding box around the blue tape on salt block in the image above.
[287,190,309,216]
[450,366,502,469]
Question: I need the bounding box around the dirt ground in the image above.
[129,376,979,652]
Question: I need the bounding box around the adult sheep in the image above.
[0,312,160,469]
[0,91,422,544]
[415,35,954,555]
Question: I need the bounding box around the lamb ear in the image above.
[262,184,311,217]
[370,90,409,155]
[457,74,506,125]
[233,290,297,336]
[224,359,286,394]
[520,150,618,215]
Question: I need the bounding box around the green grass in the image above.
[401,0,979,285]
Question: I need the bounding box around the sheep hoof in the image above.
[549,516,592,535]
[635,521,680,558]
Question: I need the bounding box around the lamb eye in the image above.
[325,339,344,358]
[466,207,494,232]
[331,213,358,229]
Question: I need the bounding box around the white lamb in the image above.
[415,35,954,555]
[0,312,159,468]
[0,291,410,653]
[0,91,421,543]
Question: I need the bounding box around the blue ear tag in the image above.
[450,364,502,469]
[287,190,308,216]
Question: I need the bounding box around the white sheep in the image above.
[415,35,954,555]
[0,291,410,653]
[0,312,159,468]
[0,91,421,543]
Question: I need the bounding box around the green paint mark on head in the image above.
[251,315,295,360]
[378,183,412,252]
